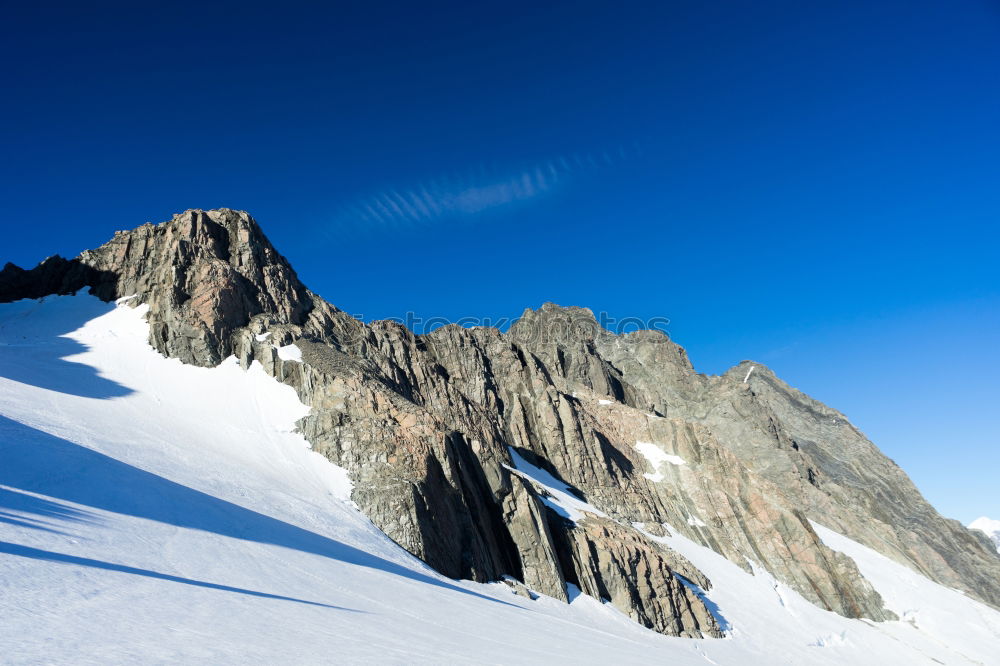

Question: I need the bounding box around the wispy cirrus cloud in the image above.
[334,144,638,233]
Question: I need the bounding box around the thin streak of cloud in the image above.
[334,142,640,233]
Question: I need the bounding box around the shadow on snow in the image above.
[0,296,133,399]
[0,541,358,610]
[675,573,732,632]
[0,416,518,610]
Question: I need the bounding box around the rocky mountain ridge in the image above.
[3,208,998,638]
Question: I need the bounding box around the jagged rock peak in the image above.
[1,208,316,366]
[96,208,315,366]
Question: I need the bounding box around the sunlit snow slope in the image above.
[1,295,998,664]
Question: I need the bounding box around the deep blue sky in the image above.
[2,1,998,523]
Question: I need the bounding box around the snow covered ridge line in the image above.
[969,517,1000,553]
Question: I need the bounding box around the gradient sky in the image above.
[2,1,998,523]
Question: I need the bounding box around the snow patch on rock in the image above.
[504,448,606,522]
[276,343,303,362]
[635,441,686,482]
[969,516,1000,553]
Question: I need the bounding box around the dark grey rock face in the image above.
[4,208,998,637]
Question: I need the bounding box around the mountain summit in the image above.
[2,209,998,646]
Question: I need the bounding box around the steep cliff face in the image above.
[4,208,998,637]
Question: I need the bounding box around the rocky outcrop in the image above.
[561,517,719,637]
[4,208,999,637]
[0,256,111,303]
[78,210,313,366]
